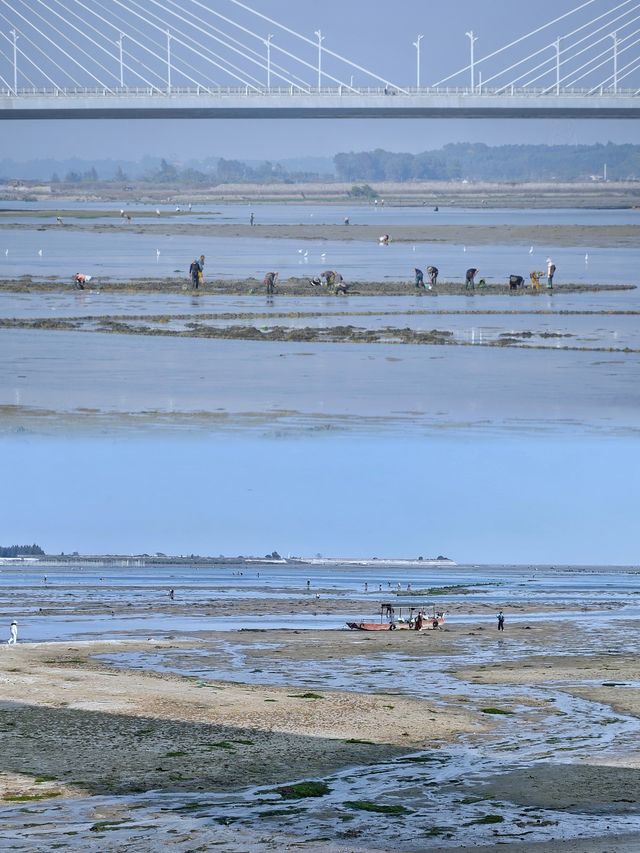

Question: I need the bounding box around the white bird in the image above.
[56,216,63,225]
[412,245,416,252]
[156,209,161,216]
[175,206,181,212]
[529,246,534,254]
[585,253,589,263]
[120,209,124,216]
[4,249,8,256]
[320,252,326,259]
[298,248,304,254]
[38,249,43,256]
[303,250,308,257]
[188,203,192,211]
[156,249,161,257]
[463,246,467,253]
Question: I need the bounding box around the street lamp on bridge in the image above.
[413,34,424,89]
[314,29,325,90]
[166,30,172,95]
[9,29,18,95]
[116,33,124,88]
[465,30,478,91]
[264,33,273,89]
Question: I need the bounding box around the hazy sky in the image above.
[3,432,638,565]
[1,0,637,161]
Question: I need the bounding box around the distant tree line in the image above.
[53,158,326,186]
[43,143,640,186]
[334,143,640,182]
[0,544,45,557]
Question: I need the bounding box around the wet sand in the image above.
[0,640,479,798]
[2,619,640,852]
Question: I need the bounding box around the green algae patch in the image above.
[207,741,236,750]
[481,707,515,715]
[269,781,331,800]
[344,800,410,815]
[90,820,129,832]
[3,791,62,802]
[259,806,307,818]
[468,814,505,825]
[343,738,375,745]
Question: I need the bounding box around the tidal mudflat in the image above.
[1,562,640,852]
[1,198,640,852]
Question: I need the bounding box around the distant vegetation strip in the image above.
[2,143,640,185]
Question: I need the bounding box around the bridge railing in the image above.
[1,86,638,98]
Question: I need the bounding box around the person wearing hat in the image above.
[547,258,556,289]
[8,620,17,644]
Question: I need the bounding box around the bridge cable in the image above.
[50,0,179,90]
[61,0,189,91]
[521,7,640,89]
[480,1,639,89]
[0,0,114,90]
[32,0,124,86]
[432,0,602,87]
[0,6,82,89]
[119,0,266,89]
[179,0,363,91]
[109,0,261,89]
[0,36,38,88]
[199,0,404,90]
[150,0,310,90]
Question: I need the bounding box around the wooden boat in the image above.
[347,604,444,632]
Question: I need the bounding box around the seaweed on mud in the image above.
[269,781,331,800]
[3,792,62,801]
[287,692,324,699]
[343,738,375,745]
[344,800,411,815]
[467,814,505,825]
[481,707,515,715]
[89,820,129,832]
[258,806,307,817]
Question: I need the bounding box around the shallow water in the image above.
[2,562,639,641]
[3,199,640,226]
[3,328,639,434]
[1,227,637,285]
[2,287,640,321]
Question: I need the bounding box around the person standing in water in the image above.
[465,268,479,290]
[427,265,438,287]
[497,610,505,631]
[546,258,556,289]
[249,212,255,226]
[8,620,17,644]
[189,259,200,289]
[264,271,278,294]
[414,268,426,290]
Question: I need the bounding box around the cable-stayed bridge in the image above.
[0,0,639,120]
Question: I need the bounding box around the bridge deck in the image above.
[1,89,638,120]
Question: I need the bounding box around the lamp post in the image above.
[610,32,618,94]
[166,29,172,94]
[413,34,423,89]
[117,33,124,88]
[314,29,324,90]
[465,30,478,91]
[265,33,273,89]
[10,28,18,95]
